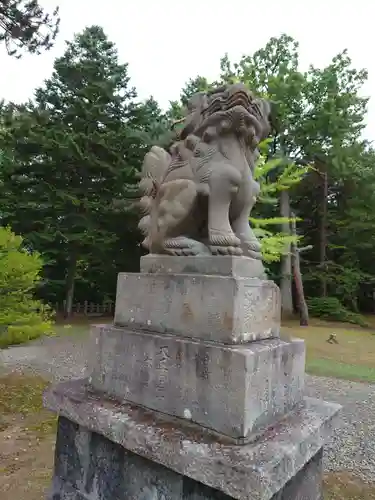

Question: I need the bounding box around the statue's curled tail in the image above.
[138,146,197,253]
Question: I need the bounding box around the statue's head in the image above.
[175,84,272,155]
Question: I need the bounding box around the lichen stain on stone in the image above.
[176,345,183,365]
[195,347,209,380]
[222,311,233,330]
[181,302,194,323]
[139,485,164,500]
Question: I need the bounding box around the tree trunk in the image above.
[64,253,77,319]
[290,212,309,326]
[320,168,328,297]
[280,190,294,318]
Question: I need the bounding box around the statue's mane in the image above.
[177,83,271,145]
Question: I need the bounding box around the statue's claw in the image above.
[210,245,244,256]
[241,240,263,260]
[208,230,241,247]
[164,237,211,256]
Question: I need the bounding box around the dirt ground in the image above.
[0,424,55,500]
[0,374,56,500]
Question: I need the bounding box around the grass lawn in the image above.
[282,318,375,384]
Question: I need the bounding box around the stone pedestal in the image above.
[45,255,340,500]
[114,270,280,343]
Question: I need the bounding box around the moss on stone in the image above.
[0,373,56,435]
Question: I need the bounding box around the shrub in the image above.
[0,226,53,348]
[307,296,368,327]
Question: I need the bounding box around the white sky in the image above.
[0,0,373,140]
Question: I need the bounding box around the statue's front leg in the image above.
[208,166,243,255]
[231,178,262,260]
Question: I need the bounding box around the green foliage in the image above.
[0,25,156,306]
[217,33,371,311]
[0,226,53,347]
[304,262,373,311]
[0,0,60,57]
[254,229,297,264]
[254,153,310,203]
[307,297,368,327]
[250,152,307,262]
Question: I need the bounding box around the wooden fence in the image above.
[54,301,114,317]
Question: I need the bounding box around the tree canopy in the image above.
[0,0,59,57]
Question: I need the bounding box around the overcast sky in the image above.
[0,0,373,140]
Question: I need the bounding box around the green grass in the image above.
[282,318,375,384]
[0,374,56,435]
[0,374,48,415]
[307,358,375,383]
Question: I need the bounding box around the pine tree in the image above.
[1,26,147,315]
[0,0,59,57]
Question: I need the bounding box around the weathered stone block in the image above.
[140,254,266,279]
[49,416,324,500]
[87,325,305,441]
[44,380,341,500]
[114,273,280,343]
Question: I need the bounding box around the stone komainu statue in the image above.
[138,83,272,259]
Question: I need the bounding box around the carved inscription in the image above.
[242,283,277,340]
[155,346,169,396]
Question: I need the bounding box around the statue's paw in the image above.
[242,240,263,260]
[171,247,199,256]
[209,230,241,248]
[242,239,262,253]
[210,245,243,256]
[164,237,211,256]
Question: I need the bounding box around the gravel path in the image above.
[1,331,375,482]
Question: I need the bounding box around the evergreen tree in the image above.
[0,0,59,57]
[0,26,149,315]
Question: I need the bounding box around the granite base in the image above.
[140,254,266,279]
[88,326,305,441]
[44,379,340,500]
[114,272,280,343]
[48,416,323,500]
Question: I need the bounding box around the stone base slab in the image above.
[44,379,341,500]
[49,416,323,500]
[140,254,266,279]
[114,273,280,343]
[88,325,305,441]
